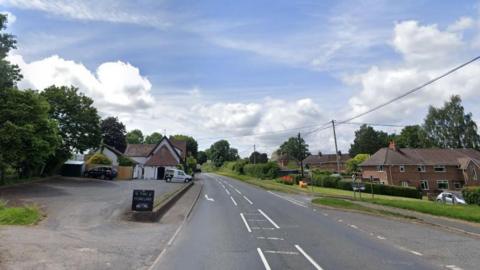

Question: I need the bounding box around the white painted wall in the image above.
[131,157,147,165]
[144,166,156,180]
[98,148,118,166]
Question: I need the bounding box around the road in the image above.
[156,173,477,270]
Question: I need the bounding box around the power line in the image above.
[340,122,408,128]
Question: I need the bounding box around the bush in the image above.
[118,155,135,166]
[243,162,280,179]
[278,175,294,185]
[87,153,112,165]
[463,187,480,205]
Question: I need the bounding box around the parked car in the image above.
[84,166,117,180]
[165,169,192,183]
[436,191,466,205]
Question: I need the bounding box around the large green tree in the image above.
[396,125,431,148]
[0,14,22,89]
[41,85,101,173]
[169,134,198,158]
[423,95,480,149]
[249,151,268,164]
[144,132,163,144]
[349,125,390,156]
[345,154,370,174]
[206,140,239,167]
[126,129,144,144]
[278,134,310,162]
[0,88,60,181]
[197,151,208,165]
[101,117,127,152]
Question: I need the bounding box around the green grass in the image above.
[0,200,43,225]
[363,198,480,223]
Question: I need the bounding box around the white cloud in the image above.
[1,10,16,25]
[447,16,475,32]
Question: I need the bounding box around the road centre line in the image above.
[234,188,242,194]
[225,188,230,195]
[267,191,307,208]
[240,213,252,232]
[230,196,238,206]
[394,245,423,256]
[257,248,272,270]
[446,265,464,270]
[264,250,299,255]
[243,196,253,204]
[258,209,280,229]
[295,245,324,270]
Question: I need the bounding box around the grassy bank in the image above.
[0,200,43,225]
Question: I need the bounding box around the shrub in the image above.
[118,155,135,166]
[243,162,280,179]
[87,153,112,165]
[463,187,480,205]
[232,160,249,174]
[278,175,294,185]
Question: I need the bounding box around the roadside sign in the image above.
[352,183,365,191]
[132,189,155,211]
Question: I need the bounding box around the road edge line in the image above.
[257,248,272,270]
[240,213,252,232]
[295,245,324,270]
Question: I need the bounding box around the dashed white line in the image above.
[240,213,251,233]
[446,265,463,270]
[248,219,267,222]
[257,248,271,270]
[258,209,280,229]
[322,213,329,216]
[251,227,275,230]
[256,237,284,241]
[243,196,253,204]
[349,224,359,229]
[230,196,238,206]
[234,188,242,195]
[394,245,423,256]
[267,191,307,208]
[264,250,299,255]
[225,188,231,195]
[295,245,324,270]
[376,235,386,240]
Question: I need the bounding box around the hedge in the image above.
[243,162,280,179]
[462,187,480,205]
[118,155,135,166]
[87,153,112,165]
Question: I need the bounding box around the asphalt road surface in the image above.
[156,173,478,270]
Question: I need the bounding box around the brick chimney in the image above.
[388,140,398,151]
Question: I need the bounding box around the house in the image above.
[303,153,351,173]
[124,136,187,180]
[360,141,480,192]
[96,144,127,167]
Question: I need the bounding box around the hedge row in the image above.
[243,162,280,179]
[311,173,422,199]
[462,187,480,205]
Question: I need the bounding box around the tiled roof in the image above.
[170,140,187,159]
[144,145,180,166]
[304,154,351,164]
[124,144,157,157]
[360,148,480,166]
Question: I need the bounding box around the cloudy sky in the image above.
[2,0,480,157]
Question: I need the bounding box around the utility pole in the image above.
[253,144,256,164]
[332,120,341,173]
[298,133,304,178]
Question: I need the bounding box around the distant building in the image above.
[303,153,351,173]
[360,141,480,192]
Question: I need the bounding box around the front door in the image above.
[157,167,165,180]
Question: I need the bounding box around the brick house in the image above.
[303,153,351,173]
[360,142,480,193]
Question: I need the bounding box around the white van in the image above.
[165,169,192,183]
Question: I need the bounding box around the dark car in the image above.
[84,167,117,180]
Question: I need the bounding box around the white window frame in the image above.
[417,165,426,172]
[453,182,462,189]
[434,165,446,173]
[399,165,405,172]
[376,165,384,172]
[420,180,429,190]
[401,181,409,187]
[437,180,449,190]
[473,169,478,181]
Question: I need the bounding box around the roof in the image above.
[170,140,187,159]
[304,154,351,165]
[124,138,186,159]
[360,148,480,167]
[144,145,180,166]
[102,144,125,157]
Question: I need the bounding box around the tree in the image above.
[278,134,310,162]
[186,156,197,174]
[170,134,198,158]
[249,151,268,164]
[396,125,430,148]
[346,154,370,174]
[423,95,480,149]
[41,85,101,174]
[206,140,238,167]
[0,88,60,181]
[126,129,144,144]
[0,14,22,89]
[144,132,163,144]
[349,125,389,156]
[101,117,127,152]
[197,151,208,165]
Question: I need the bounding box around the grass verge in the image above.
[0,200,43,225]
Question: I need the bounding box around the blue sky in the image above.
[2,0,480,156]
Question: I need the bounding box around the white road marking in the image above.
[264,250,299,255]
[258,209,280,229]
[243,196,253,204]
[230,196,238,206]
[225,188,231,195]
[240,213,251,232]
[376,236,386,240]
[257,248,271,270]
[394,245,423,256]
[204,194,215,202]
[446,265,464,270]
[257,237,284,241]
[234,188,242,195]
[267,191,307,208]
[349,224,359,229]
[322,213,328,216]
[295,245,324,270]
[251,227,275,230]
[248,219,267,222]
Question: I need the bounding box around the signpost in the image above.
[132,189,155,212]
[369,176,374,199]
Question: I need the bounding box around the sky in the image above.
[1,0,480,157]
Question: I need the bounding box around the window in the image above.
[434,165,446,172]
[399,165,405,172]
[376,165,384,171]
[401,181,409,187]
[474,169,478,181]
[454,182,462,189]
[420,180,429,190]
[437,180,449,190]
[417,165,426,172]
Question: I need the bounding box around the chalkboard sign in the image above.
[132,189,155,211]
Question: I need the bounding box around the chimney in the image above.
[389,141,398,151]
[318,151,322,156]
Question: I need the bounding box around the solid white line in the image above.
[225,188,231,195]
[234,188,242,194]
[264,250,299,255]
[446,265,464,270]
[257,248,272,270]
[377,236,386,240]
[258,209,280,229]
[267,191,307,208]
[240,213,251,232]
[243,196,253,204]
[295,245,324,270]
[256,237,285,241]
[230,196,238,206]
